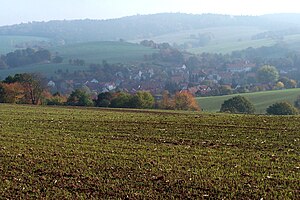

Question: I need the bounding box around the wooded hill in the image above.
[0,13,300,44]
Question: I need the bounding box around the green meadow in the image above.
[197,88,300,113]
[0,35,49,55]
[50,41,158,64]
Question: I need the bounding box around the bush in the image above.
[110,92,132,108]
[294,95,300,110]
[46,93,66,106]
[266,102,298,115]
[130,91,155,109]
[67,89,94,106]
[95,92,113,107]
[220,96,255,114]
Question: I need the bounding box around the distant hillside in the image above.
[0,13,294,44]
[50,41,157,64]
[0,35,49,54]
[262,13,300,26]
[0,41,157,79]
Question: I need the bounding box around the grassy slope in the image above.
[137,26,265,45]
[0,41,157,78]
[197,88,300,113]
[191,34,300,54]
[51,41,157,64]
[0,104,299,199]
[0,64,89,79]
[0,35,49,55]
[137,26,300,54]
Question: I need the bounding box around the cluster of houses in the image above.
[47,60,285,96]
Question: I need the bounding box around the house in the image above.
[227,61,256,73]
[105,82,116,91]
[189,70,207,83]
[197,85,212,95]
[47,80,56,87]
[91,79,99,84]
[171,75,186,84]
[207,74,221,82]
[181,85,211,96]
[219,72,233,85]
[188,86,199,95]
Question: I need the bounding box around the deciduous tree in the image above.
[257,65,279,84]
[67,89,93,106]
[220,96,255,114]
[17,73,46,105]
[130,91,155,109]
[266,102,298,115]
[0,82,24,103]
[174,91,200,111]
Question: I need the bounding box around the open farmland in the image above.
[0,35,49,55]
[0,104,299,199]
[197,88,300,114]
[50,41,158,64]
[0,41,157,78]
[0,63,90,79]
[140,26,300,54]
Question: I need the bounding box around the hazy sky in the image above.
[1,0,298,26]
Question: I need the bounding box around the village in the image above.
[47,58,297,99]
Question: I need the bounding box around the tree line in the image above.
[0,73,200,111]
[220,95,300,115]
[0,48,63,69]
[64,90,200,111]
[1,73,299,115]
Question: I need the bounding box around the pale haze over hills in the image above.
[0,0,299,26]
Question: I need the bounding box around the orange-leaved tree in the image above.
[0,82,25,103]
[174,90,200,111]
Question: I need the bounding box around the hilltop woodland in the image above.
[0,47,63,69]
[1,13,300,43]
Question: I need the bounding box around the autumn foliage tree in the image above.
[0,73,47,105]
[159,90,174,110]
[44,92,67,106]
[159,90,200,111]
[174,91,201,111]
[16,73,46,104]
[0,82,24,103]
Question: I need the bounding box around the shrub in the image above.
[110,92,132,108]
[266,102,298,115]
[294,95,300,110]
[67,89,94,106]
[220,96,255,114]
[130,91,155,109]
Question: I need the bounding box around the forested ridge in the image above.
[1,13,299,43]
